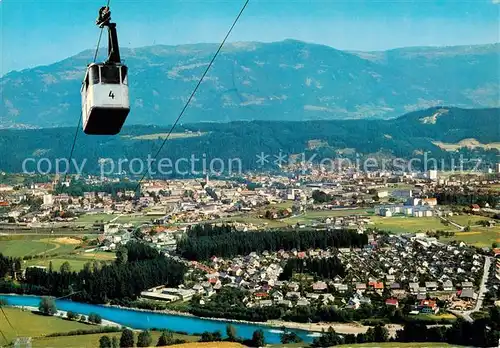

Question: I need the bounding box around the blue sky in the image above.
[1,0,499,75]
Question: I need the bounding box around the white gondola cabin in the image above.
[81,62,130,135]
[81,10,129,135]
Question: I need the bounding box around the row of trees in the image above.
[311,307,500,347]
[54,179,138,198]
[312,190,335,203]
[312,325,389,346]
[99,326,266,348]
[22,243,186,303]
[38,296,102,325]
[279,256,346,281]
[394,310,500,347]
[34,298,500,348]
[189,287,281,322]
[178,225,368,260]
[433,191,498,207]
[0,253,21,278]
[189,287,402,324]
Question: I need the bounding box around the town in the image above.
[0,166,499,347]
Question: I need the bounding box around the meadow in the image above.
[442,226,500,247]
[368,216,452,233]
[448,214,489,227]
[0,307,200,348]
[0,307,92,344]
[0,235,81,258]
[0,234,115,271]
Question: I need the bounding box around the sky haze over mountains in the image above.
[1,0,499,75]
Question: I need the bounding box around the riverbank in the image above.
[13,305,123,328]
[104,303,403,336]
[2,294,402,340]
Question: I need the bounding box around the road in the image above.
[450,256,492,322]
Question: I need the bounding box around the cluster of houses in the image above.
[138,233,485,315]
[338,234,483,299]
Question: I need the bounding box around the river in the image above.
[0,294,316,344]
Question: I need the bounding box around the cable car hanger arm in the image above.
[96,6,121,64]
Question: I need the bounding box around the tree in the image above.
[200,331,222,342]
[120,329,135,348]
[112,336,119,348]
[137,330,152,347]
[133,229,145,240]
[116,246,128,265]
[99,336,112,348]
[280,329,302,344]
[38,296,57,316]
[226,324,237,341]
[89,312,102,324]
[66,311,78,320]
[156,330,173,346]
[373,324,389,342]
[490,306,500,329]
[251,329,265,347]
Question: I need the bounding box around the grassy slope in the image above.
[0,307,92,344]
[0,234,115,271]
[368,216,452,233]
[34,331,200,348]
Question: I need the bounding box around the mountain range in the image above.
[0,107,498,174]
[0,40,499,129]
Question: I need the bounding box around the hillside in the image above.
[0,40,498,128]
[0,107,498,175]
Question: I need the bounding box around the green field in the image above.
[0,307,92,344]
[369,216,452,233]
[0,235,81,258]
[75,213,115,224]
[385,184,415,193]
[24,251,116,271]
[442,226,500,247]
[448,214,490,227]
[23,248,115,270]
[0,307,199,347]
[368,215,499,247]
[114,215,155,225]
[0,234,116,271]
[0,239,52,257]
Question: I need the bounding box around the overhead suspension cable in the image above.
[133,0,250,193]
[63,0,112,184]
[0,305,17,342]
[0,328,8,346]
[55,1,114,300]
[18,0,115,309]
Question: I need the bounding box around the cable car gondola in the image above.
[81,7,130,135]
